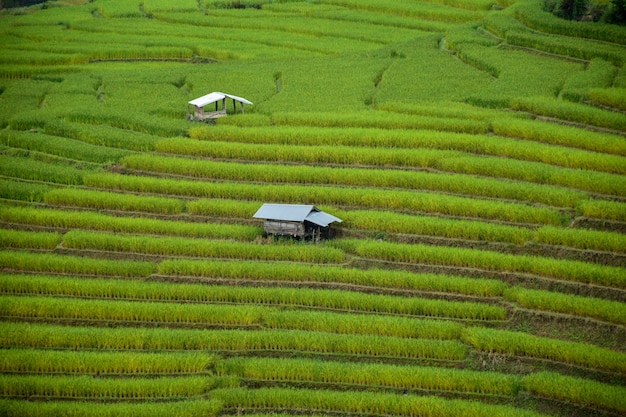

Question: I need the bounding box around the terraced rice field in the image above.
[0,0,625,416]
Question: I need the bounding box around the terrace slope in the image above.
[0,0,625,416]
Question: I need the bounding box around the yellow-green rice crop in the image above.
[511,96,626,132]
[0,251,156,277]
[0,349,216,374]
[84,172,566,225]
[62,230,345,263]
[43,188,186,215]
[589,87,626,111]
[211,387,549,417]
[577,199,626,222]
[534,225,626,254]
[0,129,130,164]
[504,287,626,325]
[0,154,84,185]
[0,275,505,321]
[158,259,508,297]
[512,1,626,45]
[462,327,626,374]
[340,239,625,288]
[0,179,50,202]
[0,399,224,417]
[122,153,588,208]
[523,372,626,414]
[0,295,266,327]
[0,323,467,361]
[217,357,522,396]
[0,374,226,399]
[0,229,61,250]
[492,117,626,156]
[262,310,463,340]
[0,206,262,241]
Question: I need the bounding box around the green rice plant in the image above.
[263,310,463,340]
[43,188,186,215]
[187,199,262,219]
[85,172,565,226]
[512,1,626,45]
[158,259,509,297]
[314,0,487,22]
[52,119,158,152]
[0,374,223,399]
[159,135,462,167]
[511,96,626,132]
[0,179,50,202]
[534,225,626,254]
[0,65,81,80]
[216,113,271,127]
[211,387,548,417]
[0,206,262,241]
[0,129,130,164]
[190,122,600,175]
[62,230,345,263]
[523,372,626,414]
[0,399,223,417]
[0,295,266,327]
[559,59,618,102]
[502,26,626,66]
[122,153,588,208]
[0,229,61,250]
[143,0,199,13]
[0,251,156,277]
[8,111,55,132]
[589,87,626,111]
[217,357,522,396]
[339,239,626,289]
[0,48,87,66]
[164,135,624,199]
[376,100,510,121]
[339,209,534,245]
[504,287,626,325]
[0,154,84,185]
[0,274,505,321]
[577,199,626,222]
[439,155,624,198]
[445,21,503,49]
[462,327,626,374]
[98,0,144,17]
[270,110,490,133]
[492,117,626,156]
[0,349,217,374]
[0,323,467,361]
[64,109,189,138]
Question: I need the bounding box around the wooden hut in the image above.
[187,92,252,121]
[253,204,342,241]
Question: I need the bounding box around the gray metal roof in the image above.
[188,92,253,107]
[253,204,342,227]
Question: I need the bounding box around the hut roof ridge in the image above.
[188,92,253,107]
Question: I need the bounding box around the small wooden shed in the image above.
[187,92,252,121]
[253,204,342,241]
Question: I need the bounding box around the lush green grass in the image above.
[0,1,624,416]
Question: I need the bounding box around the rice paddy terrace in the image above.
[0,0,625,416]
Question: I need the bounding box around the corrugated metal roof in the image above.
[253,204,342,226]
[305,210,342,227]
[188,92,253,107]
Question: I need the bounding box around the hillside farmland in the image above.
[0,0,625,416]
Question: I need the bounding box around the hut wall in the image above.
[264,220,305,236]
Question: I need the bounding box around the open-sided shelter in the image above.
[187,92,252,121]
[253,204,342,241]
